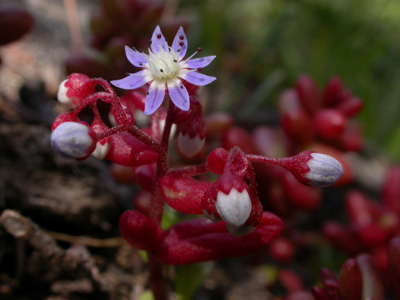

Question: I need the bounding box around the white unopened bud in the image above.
[92,141,110,160]
[305,153,343,187]
[178,132,205,157]
[51,122,95,159]
[57,79,74,107]
[215,188,252,231]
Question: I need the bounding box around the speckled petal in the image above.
[144,82,165,115]
[167,80,189,111]
[185,56,216,69]
[182,71,216,86]
[110,71,150,90]
[125,46,147,68]
[171,26,187,59]
[150,25,168,53]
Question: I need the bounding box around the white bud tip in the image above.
[92,141,110,160]
[51,122,94,159]
[178,132,205,157]
[215,188,251,228]
[57,79,74,106]
[306,153,343,187]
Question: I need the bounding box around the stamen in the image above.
[186,48,202,61]
[173,59,177,63]
[160,68,164,73]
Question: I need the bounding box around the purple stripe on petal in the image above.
[185,55,216,69]
[144,82,165,115]
[150,25,167,53]
[125,46,147,68]
[171,26,187,59]
[167,80,190,111]
[182,71,216,86]
[110,71,150,90]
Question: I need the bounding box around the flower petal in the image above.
[167,80,189,111]
[171,26,187,59]
[150,25,168,53]
[144,82,165,115]
[111,71,150,90]
[185,55,216,69]
[182,71,216,86]
[125,46,147,68]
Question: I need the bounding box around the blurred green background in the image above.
[177,0,400,161]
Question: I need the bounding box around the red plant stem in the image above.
[168,163,209,177]
[245,154,284,166]
[147,99,175,300]
[148,253,168,300]
[95,124,162,153]
[150,99,175,222]
[73,92,114,114]
[74,79,129,126]
[73,92,129,126]
[89,79,131,126]
[89,78,116,95]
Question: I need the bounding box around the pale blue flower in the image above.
[111,26,216,115]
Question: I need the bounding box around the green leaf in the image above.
[175,262,214,300]
[161,205,180,230]
[139,250,148,263]
[138,290,154,300]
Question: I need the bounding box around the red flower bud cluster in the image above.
[50,71,350,300]
[279,75,363,152]
[324,166,400,272]
[311,254,385,300]
[50,74,298,267]
[285,248,400,300]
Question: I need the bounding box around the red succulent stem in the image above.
[74,78,131,126]
[95,124,162,153]
[245,154,283,165]
[148,253,168,300]
[88,78,116,95]
[168,162,209,177]
[150,99,175,222]
[73,92,114,114]
[147,99,175,300]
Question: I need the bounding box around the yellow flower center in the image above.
[146,47,181,82]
